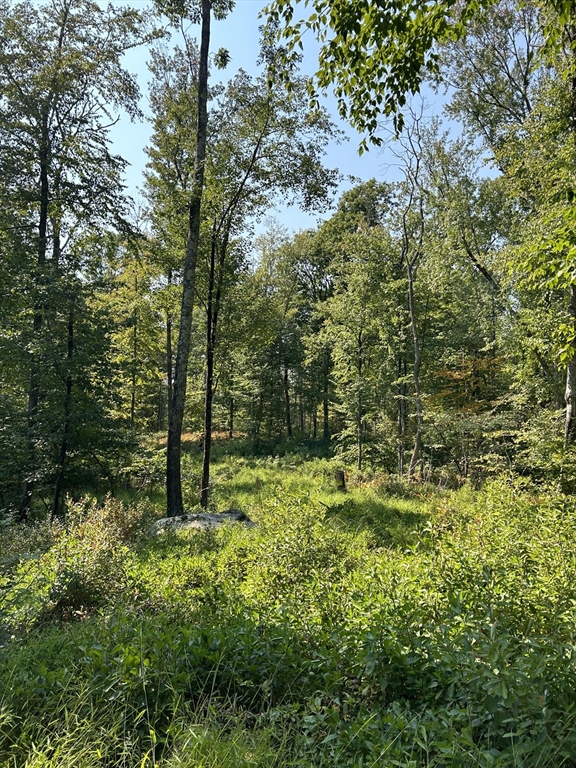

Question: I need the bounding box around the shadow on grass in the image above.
[323,495,429,548]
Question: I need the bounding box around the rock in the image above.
[151,508,255,535]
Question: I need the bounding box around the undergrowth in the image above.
[1,458,575,766]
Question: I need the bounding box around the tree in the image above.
[162,0,235,517]
[264,0,494,146]
[0,0,149,519]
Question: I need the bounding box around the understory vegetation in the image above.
[2,453,576,767]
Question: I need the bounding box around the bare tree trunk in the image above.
[283,363,292,439]
[565,285,576,447]
[130,276,138,430]
[200,237,217,509]
[357,331,363,471]
[407,259,423,477]
[565,15,576,447]
[397,354,407,476]
[51,309,73,519]
[229,394,234,439]
[19,118,50,522]
[166,0,211,517]
[322,349,330,440]
[200,225,230,508]
[166,269,173,418]
[200,338,215,508]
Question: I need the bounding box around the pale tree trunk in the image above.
[166,0,211,517]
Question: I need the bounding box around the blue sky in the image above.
[109,0,446,235]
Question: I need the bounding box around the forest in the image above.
[1,0,576,765]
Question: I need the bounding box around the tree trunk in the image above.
[406,259,423,478]
[229,394,234,439]
[357,331,363,472]
[19,117,50,522]
[322,348,330,440]
[397,354,407,476]
[166,0,211,517]
[283,363,292,439]
[130,279,138,429]
[565,15,576,447]
[51,309,73,520]
[166,269,173,418]
[565,284,576,446]
[200,335,215,508]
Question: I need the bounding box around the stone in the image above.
[151,508,255,535]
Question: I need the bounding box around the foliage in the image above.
[264,0,493,146]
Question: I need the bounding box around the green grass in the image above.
[1,458,576,767]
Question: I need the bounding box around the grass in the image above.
[1,455,576,767]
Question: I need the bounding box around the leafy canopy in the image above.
[264,0,494,149]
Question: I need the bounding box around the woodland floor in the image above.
[1,449,576,767]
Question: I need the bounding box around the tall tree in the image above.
[162,0,234,517]
[0,0,148,519]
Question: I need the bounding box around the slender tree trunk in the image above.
[283,363,292,439]
[200,236,218,509]
[406,259,423,478]
[200,221,230,508]
[322,349,330,440]
[565,15,576,447]
[200,334,215,508]
[166,0,211,517]
[130,280,138,429]
[357,334,363,471]
[397,354,407,476]
[51,310,73,520]
[565,284,576,447]
[229,394,234,439]
[313,407,317,439]
[19,118,50,522]
[166,269,173,419]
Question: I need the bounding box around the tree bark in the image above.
[166,269,173,418]
[407,258,423,477]
[322,348,330,440]
[166,0,211,517]
[51,309,73,519]
[19,116,50,522]
[565,13,576,447]
[565,284,576,446]
[357,332,363,472]
[283,363,292,439]
[397,354,407,476]
[200,224,230,508]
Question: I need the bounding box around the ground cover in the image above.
[1,455,575,766]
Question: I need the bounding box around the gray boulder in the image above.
[151,508,255,535]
